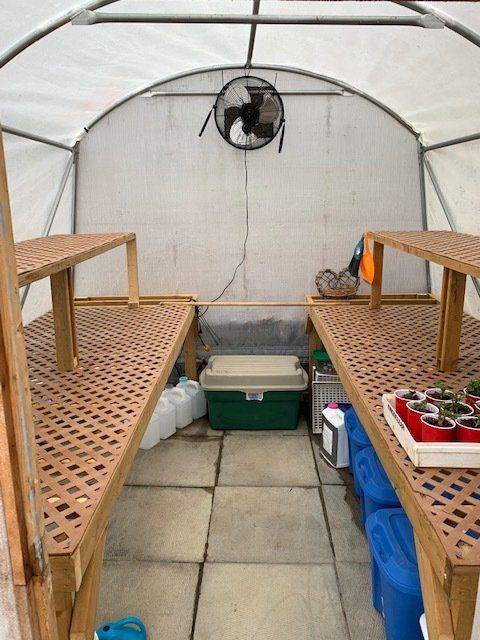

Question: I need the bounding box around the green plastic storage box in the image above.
[200,355,308,430]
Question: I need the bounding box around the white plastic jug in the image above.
[156,395,177,439]
[140,411,161,450]
[163,387,193,429]
[320,403,349,469]
[176,376,207,419]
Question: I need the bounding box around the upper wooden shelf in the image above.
[368,230,480,278]
[15,232,135,287]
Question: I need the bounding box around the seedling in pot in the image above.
[424,407,455,427]
[403,389,422,400]
[450,392,473,417]
[411,399,429,413]
[428,381,454,401]
[466,379,480,397]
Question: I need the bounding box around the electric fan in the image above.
[200,76,285,151]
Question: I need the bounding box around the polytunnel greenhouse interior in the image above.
[1,2,480,640]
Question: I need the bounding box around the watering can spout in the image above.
[96,617,147,640]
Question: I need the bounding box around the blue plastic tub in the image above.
[355,446,400,525]
[344,408,371,495]
[366,508,424,640]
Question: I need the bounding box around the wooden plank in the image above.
[0,125,58,638]
[126,238,140,309]
[183,316,198,380]
[69,528,107,640]
[54,590,73,640]
[17,233,136,287]
[369,241,384,309]
[50,268,79,371]
[368,231,480,278]
[415,536,454,640]
[436,267,450,368]
[438,269,467,372]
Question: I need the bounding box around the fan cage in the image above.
[214,75,284,151]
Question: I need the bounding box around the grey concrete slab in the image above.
[97,561,199,640]
[177,417,222,437]
[337,562,386,640]
[225,415,309,436]
[219,435,319,487]
[207,487,332,563]
[126,438,221,487]
[105,486,212,562]
[312,435,353,486]
[322,485,370,562]
[194,563,349,640]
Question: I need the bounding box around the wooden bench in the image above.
[306,297,480,640]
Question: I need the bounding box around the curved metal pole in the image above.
[0,0,120,68]
[82,63,419,138]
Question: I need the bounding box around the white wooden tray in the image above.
[383,394,480,468]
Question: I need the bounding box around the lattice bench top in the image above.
[16,232,135,286]
[24,304,193,563]
[309,303,480,572]
[368,230,480,277]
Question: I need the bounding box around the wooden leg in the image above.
[70,528,107,640]
[54,590,73,640]
[369,241,384,310]
[306,315,322,397]
[183,318,198,380]
[437,268,466,372]
[126,238,140,308]
[51,268,79,371]
[450,574,478,640]
[415,536,454,640]
[436,267,449,368]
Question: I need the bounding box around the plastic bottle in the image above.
[163,387,193,429]
[96,617,146,640]
[320,402,349,468]
[156,394,177,439]
[176,376,207,419]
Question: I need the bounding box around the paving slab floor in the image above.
[98,413,385,640]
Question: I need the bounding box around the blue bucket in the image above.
[344,408,371,495]
[366,508,423,640]
[355,446,400,525]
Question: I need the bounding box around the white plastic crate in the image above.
[312,367,350,434]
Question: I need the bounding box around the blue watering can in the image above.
[96,617,146,640]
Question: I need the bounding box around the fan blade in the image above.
[229,118,257,147]
[258,93,279,124]
[224,83,250,108]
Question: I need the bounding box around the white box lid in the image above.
[200,355,308,392]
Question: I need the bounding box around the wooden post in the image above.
[436,267,449,368]
[54,591,73,640]
[437,268,467,372]
[183,317,198,380]
[306,314,322,395]
[414,536,454,640]
[51,268,79,371]
[0,125,58,638]
[126,238,140,308]
[70,528,107,640]
[369,241,384,310]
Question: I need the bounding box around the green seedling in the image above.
[403,389,420,400]
[466,379,480,397]
[437,407,454,427]
[434,380,453,400]
[411,399,428,412]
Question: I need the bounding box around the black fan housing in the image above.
[214,76,284,150]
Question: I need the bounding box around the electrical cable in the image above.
[199,149,249,318]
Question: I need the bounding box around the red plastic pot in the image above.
[395,389,425,423]
[421,414,456,442]
[464,387,480,409]
[425,387,454,408]
[456,417,480,443]
[475,401,480,415]
[451,402,474,418]
[406,401,438,441]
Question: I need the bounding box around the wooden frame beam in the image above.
[50,268,79,371]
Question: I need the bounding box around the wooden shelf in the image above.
[307,301,480,636]
[368,230,480,278]
[367,230,480,371]
[24,303,195,590]
[15,232,136,286]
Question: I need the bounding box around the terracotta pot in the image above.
[421,414,456,442]
[406,401,438,441]
[424,387,454,408]
[464,387,480,409]
[456,416,480,443]
[394,389,425,423]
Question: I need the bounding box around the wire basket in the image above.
[312,368,350,434]
[315,268,360,299]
